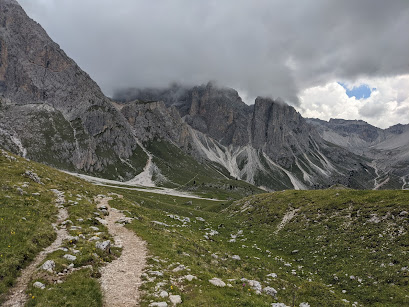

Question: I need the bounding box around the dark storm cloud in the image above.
[19,0,409,105]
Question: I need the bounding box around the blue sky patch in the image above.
[339,82,374,99]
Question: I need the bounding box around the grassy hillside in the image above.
[1,149,408,306]
[0,150,119,306]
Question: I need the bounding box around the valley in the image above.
[0,1,408,306]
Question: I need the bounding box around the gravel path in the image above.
[98,197,147,307]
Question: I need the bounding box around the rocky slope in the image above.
[115,83,376,190]
[308,118,409,189]
[0,0,147,180]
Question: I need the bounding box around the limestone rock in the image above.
[169,295,182,305]
[95,240,111,252]
[209,277,226,287]
[41,260,55,272]
[33,281,45,289]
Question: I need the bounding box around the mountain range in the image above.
[1,0,408,192]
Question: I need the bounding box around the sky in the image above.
[18,0,409,129]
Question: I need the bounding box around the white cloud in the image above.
[297,74,409,129]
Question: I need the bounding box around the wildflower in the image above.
[32,296,35,299]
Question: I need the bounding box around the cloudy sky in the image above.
[19,0,409,128]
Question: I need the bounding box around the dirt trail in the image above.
[4,190,69,307]
[97,197,147,307]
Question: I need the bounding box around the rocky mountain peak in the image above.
[0,0,146,179]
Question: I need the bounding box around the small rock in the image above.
[172,264,186,272]
[184,274,197,281]
[271,304,289,307]
[159,290,169,298]
[263,286,278,297]
[116,217,133,224]
[33,281,45,289]
[63,254,76,261]
[149,271,164,276]
[291,250,299,254]
[149,303,167,307]
[169,295,182,305]
[90,226,99,231]
[299,303,310,307]
[209,277,226,287]
[24,170,42,184]
[231,255,241,260]
[95,240,111,252]
[267,273,277,278]
[41,260,55,272]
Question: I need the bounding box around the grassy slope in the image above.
[1,149,409,306]
[0,150,119,306]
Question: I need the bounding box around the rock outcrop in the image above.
[0,0,146,179]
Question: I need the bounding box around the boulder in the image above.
[41,260,55,272]
[95,240,111,252]
[33,281,45,289]
[209,277,226,287]
[169,295,182,305]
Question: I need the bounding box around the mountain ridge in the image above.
[1,1,407,191]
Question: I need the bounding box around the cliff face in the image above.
[117,83,320,161]
[0,0,146,179]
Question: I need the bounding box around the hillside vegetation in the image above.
[1,150,408,306]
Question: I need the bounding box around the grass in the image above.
[1,149,409,306]
[0,150,118,306]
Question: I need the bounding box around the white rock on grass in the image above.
[169,295,182,305]
[172,264,186,272]
[149,302,167,307]
[209,277,226,287]
[271,303,289,307]
[159,290,169,298]
[41,260,55,272]
[96,240,111,252]
[63,254,76,261]
[263,286,278,297]
[90,226,99,231]
[184,274,197,281]
[299,303,310,307]
[267,273,277,278]
[241,278,262,294]
[231,255,241,260]
[33,281,45,289]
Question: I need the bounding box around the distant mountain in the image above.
[2,0,406,191]
[307,118,409,189]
